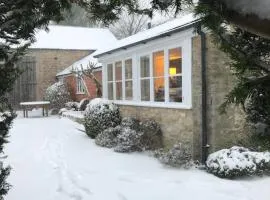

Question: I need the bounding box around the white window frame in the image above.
[107,63,114,100]
[124,58,133,100]
[101,33,192,109]
[76,75,85,94]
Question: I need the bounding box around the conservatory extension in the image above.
[94,14,246,159]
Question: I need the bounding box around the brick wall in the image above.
[64,70,102,102]
[26,49,92,101]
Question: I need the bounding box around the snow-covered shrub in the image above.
[113,118,163,153]
[44,82,71,110]
[58,108,68,115]
[84,98,121,138]
[65,101,79,111]
[121,117,140,131]
[78,98,90,111]
[206,146,270,178]
[0,99,16,196]
[155,143,193,168]
[114,127,144,153]
[139,119,163,150]
[95,126,121,148]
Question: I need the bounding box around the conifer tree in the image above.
[0,1,86,198]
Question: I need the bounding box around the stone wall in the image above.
[119,35,247,159]
[192,35,247,159]
[119,105,194,148]
[26,49,91,101]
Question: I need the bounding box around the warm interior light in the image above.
[170,67,177,75]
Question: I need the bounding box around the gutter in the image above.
[197,24,209,164]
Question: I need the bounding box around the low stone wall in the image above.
[119,105,194,149]
[61,110,85,124]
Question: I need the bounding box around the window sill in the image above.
[106,100,192,109]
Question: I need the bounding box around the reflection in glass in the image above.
[154,77,164,102]
[125,81,133,100]
[108,82,113,100]
[153,51,164,77]
[125,59,132,79]
[140,56,150,77]
[169,76,182,102]
[107,64,113,81]
[141,79,150,101]
[116,82,122,100]
[115,61,122,81]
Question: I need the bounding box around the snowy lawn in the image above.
[5,112,270,200]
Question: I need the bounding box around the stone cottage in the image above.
[94,14,246,161]
[8,25,116,107]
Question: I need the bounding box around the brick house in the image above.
[56,54,102,102]
[94,14,246,161]
[8,25,116,107]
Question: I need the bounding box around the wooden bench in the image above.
[20,101,50,118]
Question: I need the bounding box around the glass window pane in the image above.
[125,59,132,79]
[140,56,150,78]
[169,76,182,102]
[107,64,113,81]
[141,79,150,101]
[125,80,133,100]
[116,82,122,100]
[115,61,122,81]
[169,48,182,76]
[108,82,114,100]
[154,77,165,102]
[153,51,164,77]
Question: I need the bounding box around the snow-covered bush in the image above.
[58,108,68,115]
[95,126,121,148]
[65,101,79,111]
[139,119,163,150]
[114,128,144,153]
[121,117,140,131]
[44,82,71,110]
[78,98,90,111]
[93,115,163,152]
[155,143,193,168]
[113,118,163,153]
[206,146,270,178]
[84,98,121,138]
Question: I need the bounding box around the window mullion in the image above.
[103,64,107,99]
[122,60,125,100]
[133,54,139,101]
[113,63,116,100]
[150,53,153,102]
[164,48,169,103]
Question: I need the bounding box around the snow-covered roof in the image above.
[94,14,198,57]
[56,53,101,77]
[30,25,117,50]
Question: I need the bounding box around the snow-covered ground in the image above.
[5,111,270,200]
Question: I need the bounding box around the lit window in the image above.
[169,48,182,102]
[140,56,150,101]
[76,76,85,94]
[125,59,133,100]
[153,51,165,102]
[104,43,191,108]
